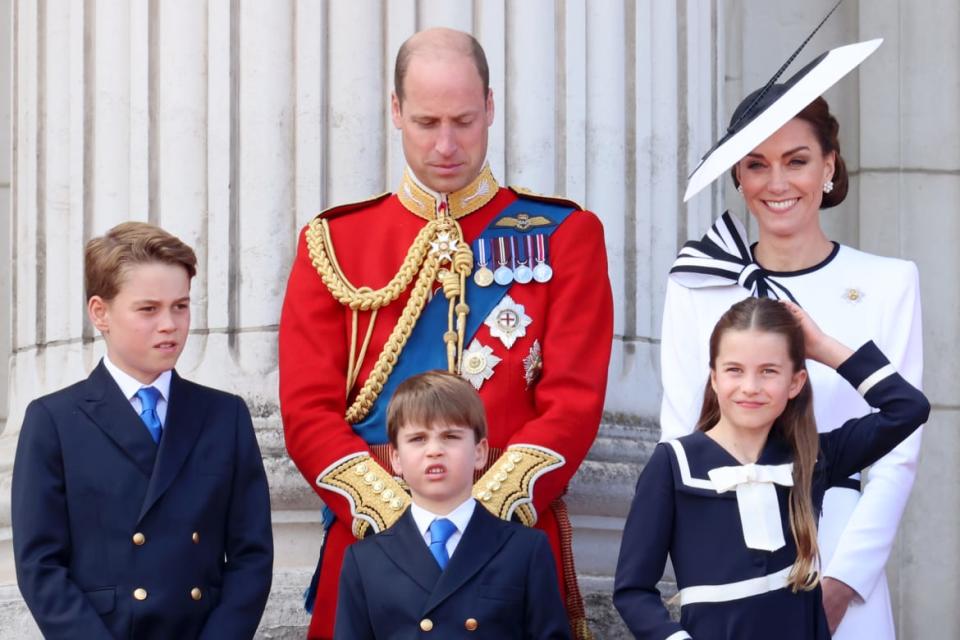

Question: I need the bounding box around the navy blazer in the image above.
[335,503,571,639]
[12,362,273,639]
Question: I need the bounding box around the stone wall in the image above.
[2,1,959,638]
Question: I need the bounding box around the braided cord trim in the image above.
[344,252,439,423]
[306,217,439,311]
[306,214,473,424]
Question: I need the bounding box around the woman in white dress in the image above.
[660,40,923,640]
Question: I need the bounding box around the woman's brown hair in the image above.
[696,297,820,592]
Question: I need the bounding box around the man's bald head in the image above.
[394,27,489,106]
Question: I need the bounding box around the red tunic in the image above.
[280,180,613,639]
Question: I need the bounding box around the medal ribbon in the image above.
[496,236,510,267]
[535,234,548,264]
[474,238,489,267]
[516,236,531,267]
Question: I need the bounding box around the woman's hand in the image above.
[780,300,853,369]
[821,577,859,634]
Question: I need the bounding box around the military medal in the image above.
[493,236,514,286]
[532,234,553,283]
[473,238,494,287]
[460,340,501,390]
[513,236,534,284]
[522,339,543,388]
[484,294,532,349]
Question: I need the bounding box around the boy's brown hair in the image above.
[85,222,198,301]
[387,371,487,446]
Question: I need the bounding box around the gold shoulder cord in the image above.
[305,214,473,424]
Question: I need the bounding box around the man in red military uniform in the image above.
[280,27,613,639]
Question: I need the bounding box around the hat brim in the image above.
[683,38,882,203]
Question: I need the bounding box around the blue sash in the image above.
[351,198,576,443]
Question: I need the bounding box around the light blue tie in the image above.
[136,387,163,444]
[428,518,458,570]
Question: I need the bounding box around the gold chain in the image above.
[306,215,473,424]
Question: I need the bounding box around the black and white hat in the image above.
[684,3,881,202]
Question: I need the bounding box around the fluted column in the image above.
[0,2,727,638]
[857,2,960,635]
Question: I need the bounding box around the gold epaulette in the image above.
[473,445,565,526]
[509,185,584,211]
[316,453,410,538]
[313,192,392,221]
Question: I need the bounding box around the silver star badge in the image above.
[484,295,533,349]
[460,340,501,390]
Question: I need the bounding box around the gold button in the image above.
[132,532,146,546]
[133,588,148,601]
[191,531,200,544]
[465,618,478,631]
[190,587,202,601]
[419,618,433,632]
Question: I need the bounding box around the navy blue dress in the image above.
[614,342,929,640]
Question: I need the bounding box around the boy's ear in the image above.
[87,296,110,333]
[388,444,403,476]
[474,437,489,471]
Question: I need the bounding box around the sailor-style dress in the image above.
[659,212,923,640]
[615,342,929,640]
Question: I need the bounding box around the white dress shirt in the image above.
[409,497,476,561]
[103,355,172,426]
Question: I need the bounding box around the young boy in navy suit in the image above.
[334,371,571,639]
[12,222,273,639]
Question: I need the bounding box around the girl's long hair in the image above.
[696,297,820,591]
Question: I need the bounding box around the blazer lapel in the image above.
[375,509,443,593]
[138,372,206,522]
[79,362,158,479]
[422,505,513,614]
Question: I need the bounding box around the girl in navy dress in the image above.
[613,297,928,640]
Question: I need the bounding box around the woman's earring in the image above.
[737,185,744,195]
[823,180,834,194]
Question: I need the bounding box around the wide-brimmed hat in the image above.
[684,5,881,202]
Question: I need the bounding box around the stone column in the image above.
[0,0,13,619]
[0,2,720,638]
[857,2,960,635]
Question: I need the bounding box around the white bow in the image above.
[708,463,794,552]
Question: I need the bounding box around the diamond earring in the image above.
[737,185,744,195]
[823,180,834,194]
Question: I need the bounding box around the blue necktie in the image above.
[428,518,458,570]
[136,387,163,444]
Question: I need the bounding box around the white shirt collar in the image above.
[102,355,172,402]
[409,497,477,539]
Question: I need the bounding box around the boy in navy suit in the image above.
[334,371,571,639]
[12,222,273,639]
